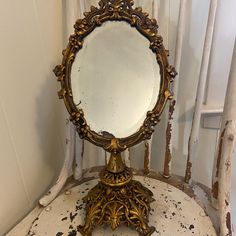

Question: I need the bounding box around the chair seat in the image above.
[25,176,216,236]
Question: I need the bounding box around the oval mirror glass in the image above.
[71,21,161,138]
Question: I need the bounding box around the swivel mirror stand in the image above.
[79,142,155,235]
[54,0,176,235]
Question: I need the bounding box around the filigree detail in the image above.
[53,2,177,234]
[53,1,177,235]
[150,35,163,52]
[104,138,127,153]
[53,0,176,152]
[100,167,132,186]
[99,0,134,10]
[69,35,82,49]
[104,201,126,230]
[57,88,66,99]
[53,65,64,77]
[167,65,177,81]
[53,65,65,82]
[78,180,155,236]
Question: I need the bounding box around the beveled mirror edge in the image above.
[53,0,177,154]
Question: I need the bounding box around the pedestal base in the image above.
[16,176,217,236]
[78,180,156,236]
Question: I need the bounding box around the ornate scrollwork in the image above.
[100,167,133,186]
[78,180,155,236]
[54,0,176,153]
[53,1,177,235]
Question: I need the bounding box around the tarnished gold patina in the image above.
[78,179,155,236]
[54,0,176,235]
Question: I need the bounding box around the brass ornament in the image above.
[54,0,176,151]
[54,0,176,235]
[78,180,155,236]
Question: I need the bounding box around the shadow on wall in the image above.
[34,66,66,204]
[32,0,68,201]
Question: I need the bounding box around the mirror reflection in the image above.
[71,21,161,138]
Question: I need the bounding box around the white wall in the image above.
[0,1,65,234]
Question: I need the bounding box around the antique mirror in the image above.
[54,0,176,235]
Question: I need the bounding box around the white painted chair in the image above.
[7,0,235,235]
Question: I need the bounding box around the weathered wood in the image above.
[212,39,236,236]
[22,177,217,236]
[185,0,218,183]
[144,138,152,174]
[216,121,235,236]
[6,205,43,236]
[8,166,222,236]
[164,0,187,177]
[164,100,176,178]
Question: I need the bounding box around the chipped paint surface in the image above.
[164,100,176,178]
[212,181,219,200]
[192,184,219,232]
[216,126,227,179]
[184,159,192,184]
[27,176,216,236]
[212,120,235,236]
[226,212,232,236]
[144,141,150,174]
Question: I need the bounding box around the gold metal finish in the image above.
[78,177,155,236]
[54,0,176,235]
[106,152,125,173]
[144,142,150,174]
[54,0,176,152]
[100,155,132,187]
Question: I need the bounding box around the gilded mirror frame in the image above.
[54,0,177,154]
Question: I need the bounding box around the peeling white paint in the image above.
[9,176,216,236]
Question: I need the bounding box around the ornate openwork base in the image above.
[78,179,155,236]
[77,151,156,235]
